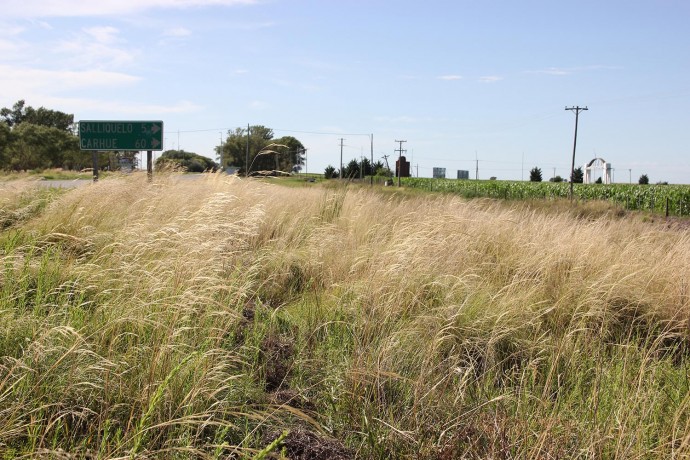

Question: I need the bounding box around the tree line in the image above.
[0,100,141,172]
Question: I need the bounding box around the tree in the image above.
[529,167,542,182]
[1,100,74,132]
[549,175,564,183]
[0,100,27,127]
[324,165,336,179]
[218,125,304,174]
[155,150,218,172]
[639,174,649,185]
[0,101,80,170]
[5,123,79,171]
[0,122,12,168]
[343,159,360,179]
[571,166,584,183]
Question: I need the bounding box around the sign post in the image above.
[79,121,164,179]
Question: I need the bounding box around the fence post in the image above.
[666,197,669,217]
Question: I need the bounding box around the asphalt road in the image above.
[36,179,92,188]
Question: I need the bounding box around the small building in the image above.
[433,167,446,179]
[396,155,411,178]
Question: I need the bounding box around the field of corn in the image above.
[402,177,690,216]
[1,173,689,459]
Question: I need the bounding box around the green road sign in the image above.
[79,120,164,151]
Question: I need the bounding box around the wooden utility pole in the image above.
[565,106,588,200]
[395,139,407,187]
[339,138,345,179]
[245,124,250,176]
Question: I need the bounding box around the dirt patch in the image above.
[262,426,353,460]
[261,333,295,391]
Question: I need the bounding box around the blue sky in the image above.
[2,0,689,183]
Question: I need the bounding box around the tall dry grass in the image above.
[1,173,689,458]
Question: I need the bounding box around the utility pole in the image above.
[565,106,588,200]
[553,167,556,180]
[370,134,374,186]
[245,124,250,176]
[475,151,479,180]
[395,139,407,187]
[382,154,390,170]
[219,132,223,171]
[629,169,632,184]
[339,138,345,179]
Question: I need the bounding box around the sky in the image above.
[2,0,689,183]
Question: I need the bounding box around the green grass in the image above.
[0,173,689,458]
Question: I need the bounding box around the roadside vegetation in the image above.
[1,173,689,458]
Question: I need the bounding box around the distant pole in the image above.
[245,124,250,176]
[565,105,588,200]
[339,138,345,179]
[553,167,556,180]
[92,151,99,182]
[219,132,223,171]
[629,169,632,184]
[370,133,374,186]
[475,151,479,180]
[395,139,407,187]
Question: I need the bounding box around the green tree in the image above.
[0,100,28,127]
[324,165,336,179]
[571,166,584,183]
[639,174,649,185]
[343,159,360,179]
[549,175,564,183]
[529,167,542,182]
[0,122,12,168]
[5,123,79,171]
[219,126,304,174]
[155,150,218,172]
[1,100,74,132]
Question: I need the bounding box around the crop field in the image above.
[403,177,690,216]
[1,174,690,459]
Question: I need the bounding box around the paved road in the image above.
[36,179,92,188]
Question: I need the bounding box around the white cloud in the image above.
[55,27,137,69]
[0,65,140,97]
[3,0,258,18]
[0,24,25,36]
[437,75,463,81]
[83,26,121,44]
[478,76,503,83]
[527,67,571,76]
[65,98,203,115]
